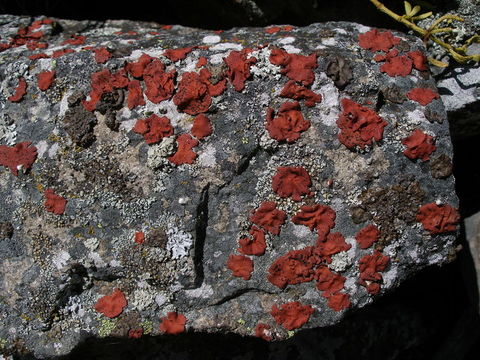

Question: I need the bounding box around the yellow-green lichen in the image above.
[98,318,117,337]
[141,320,153,335]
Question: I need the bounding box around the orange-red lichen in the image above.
[291,204,336,237]
[280,80,321,107]
[358,250,390,295]
[44,189,67,215]
[255,323,273,341]
[224,49,257,91]
[270,301,314,330]
[94,288,127,318]
[406,88,439,106]
[127,79,146,109]
[143,59,176,103]
[402,129,436,161]
[380,53,413,77]
[128,329,143,339]
[191,114,213,140]
[37,70,55,91]
[168,134,199,165]
[416,203,460,234]
[159,312,187,334]
[126,53,153,78]
[358,29,401,52]
[325,292,351,311]
[355,224,380,249]
[196,56,208,68]
[269,49,317,86]
[163,46,195,62]
[407,50,428,71]
[0,142,37,176]
[238,226,266,256]
[249,201,287,235]
[52,49,75,58]
[316,232,351,258]
[28,53,49,60]
[266,101,310,143]
[93,47,111,64]
[82,68,129,111]
[8,77,27,102]
[227,254,254,280]
[336,98,388,149]
[315,266,346,296]
[134,231,145,244]
[272,166,312,201]
[133,114,174,144]
[62,34,85,45]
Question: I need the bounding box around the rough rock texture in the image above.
[465,211,480,312]
[0,15,459,358]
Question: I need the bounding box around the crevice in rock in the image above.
[209,287,276,307]
[236,145,261,175]
[193,184,210,288]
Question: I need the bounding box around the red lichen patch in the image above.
[238,226,266,256]
[416,203,460,234]
[266,26,294,34]
[93,47,111,64]
[402,129,436,161]
[224,49,257,91]
[62,34,85,45]
[280,80,321,107]
[196,56,208,68]
[407,50,428,71]
[168,134,199,165]
[28,53,49,60]
[127,80,145,109]
[269,49,317,86]
[173,68,226,115]
[8,77,27,102]
[249,201,287,235]
[128,329,143,339]
[380,54,413,77]
[37,70,55,91]
[406,88,439,106]
[316,232,351,258]
[266,101,310,143]
[134,231,145,244]
[358,29,401,52]
[143,59,176,103]
[358,251,390,295]
[326,292,351,311]
[272,166,312,202]
[0,142,38,176]
[336,98,388,150]
[52,49,76,58]
[1,19,53,52]
[270,301,314,330]
[315,266,345,296]
[159,312,187,335]
[126,53,153,78]
[191,114,213,140]
[44,189,67,215]
[26,40,47,51]
[163,46,195,62]
[267,247,319,288]
[82,68,129,111]
[133,114,174,144]
[355,224,380,249]
[291,204,336,237]
[94,288,127,318]
[227,254,254,280]
[255,323,273,341]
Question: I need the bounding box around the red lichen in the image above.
[168,134,199,165]
[163,46,195,62]
[272,166,312,202]
[266,101,310,143]
[127,80,145,109]
[227,254,254,280]
[316,232,351,258]
[280,80,321,107]
[128,329,143,339]
[269,49,317,86]
[191,114,213,140]
[380,54,413,77]
[315,266,345,296]
[270,301,314,330]
[355,224,380,249]
[358,251,390,295]
[82,68,129,111]
[62,34,85,45]
[255,323,273,341]
[406,88,439,106]
[173,68,226,115]
[249,201,287,235]
[94,288,127,318]
[8,77,27,102]
[134,231,145,244]
[93,47,111,64]
[44,189,67,215]
[326,292,351,311]
[126,53,153,78]
[52,49,75,58]
[159,312,187,334]
[28,53,49,60]
[133,114,174,144]
[0,142,38,176]
[196,56,208,68]
[336,98,388,149]
[224,49,257,91]
[358,29,401,52]
[402,129,436,161]
[238,226,266,256]
[265,26,294,34]
[143,59,176,103]
[407,50,428,71]
[37,70,55,91]
[416,203,460,234]
[291,204,336,237]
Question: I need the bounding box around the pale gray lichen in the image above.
[166,226,193,259]
[147,136,176,169]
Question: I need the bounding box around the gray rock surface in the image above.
[0,15,460,358]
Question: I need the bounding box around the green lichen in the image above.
[237,318,246,325]
[0,338,7,349]
[287,330,295,338]
[141,320,153,335]
[98,318,117,337]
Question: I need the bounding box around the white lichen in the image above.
[147,136,176,169]
[329,251,352,272]
[166,227,193,259]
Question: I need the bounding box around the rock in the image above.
[465,211,480,312]
[0,16,459,358]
